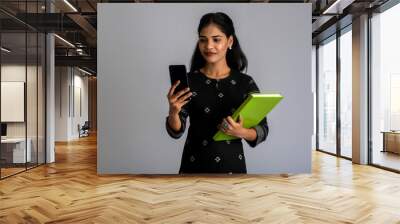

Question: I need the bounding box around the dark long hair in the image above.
[189,12,248,73]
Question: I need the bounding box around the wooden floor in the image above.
[1,163,46,178]
[0,167,26,178]
[373,151,400,171]
[1,134,400,223]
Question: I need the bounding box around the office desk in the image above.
[382,131,400,154]
[1,138,31,163]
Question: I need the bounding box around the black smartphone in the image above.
[169,65,189,94]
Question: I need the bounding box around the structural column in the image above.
[46,1,55,163]
[352,14,369,164]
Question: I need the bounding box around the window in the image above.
[339,28,352,158]
[371,2,400,171]
[318,36,337,155]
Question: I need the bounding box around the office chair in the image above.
[79,121,90,138]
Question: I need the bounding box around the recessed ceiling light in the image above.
[78,67,93,76]
[63,0,78,12]
[54,34,75,48]
[323,0,343,14]
[1,47,11,53]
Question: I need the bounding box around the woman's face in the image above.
[198,23,233,65]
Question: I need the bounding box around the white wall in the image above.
[1,63,46,164]
[98,3,312,174]
[1,65,37,138]
[55,67,89,141]
[1,66,26,136]
[72,72,89,138]
[55,66,70,141]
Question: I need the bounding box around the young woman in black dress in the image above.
[166,12,268,174]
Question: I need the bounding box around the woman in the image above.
[166,12,268,174]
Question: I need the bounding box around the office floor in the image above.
[0,134,400,223]
[0,167,25,177]
[372,150,400,171]
[1,163,45,179]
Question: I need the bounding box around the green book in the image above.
[213,93,283,141]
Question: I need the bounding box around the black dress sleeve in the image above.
[244,77,269,148]
[165,104,189,139]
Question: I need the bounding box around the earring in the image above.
[229,46,232,50]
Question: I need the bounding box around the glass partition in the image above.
[317,35,337,155]
[38,32,45,165]
[0,1,46,179]
[371,3,400,171]
[339,28,352,158]
[1,31,28,177]
[27,30,38,169]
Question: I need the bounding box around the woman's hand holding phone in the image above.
[167,80,192,116]
[167,81,192,132]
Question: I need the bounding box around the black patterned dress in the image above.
[166,69,269,174]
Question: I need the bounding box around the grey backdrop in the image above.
[98,3,312,174]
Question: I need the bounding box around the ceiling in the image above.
[0,0,392,75]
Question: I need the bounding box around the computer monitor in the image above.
[1,123,7,137]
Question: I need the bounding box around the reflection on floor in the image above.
[0,167,25,178]
[341,148,352,158]
[0,162,41,178]
[373,150,400,171]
